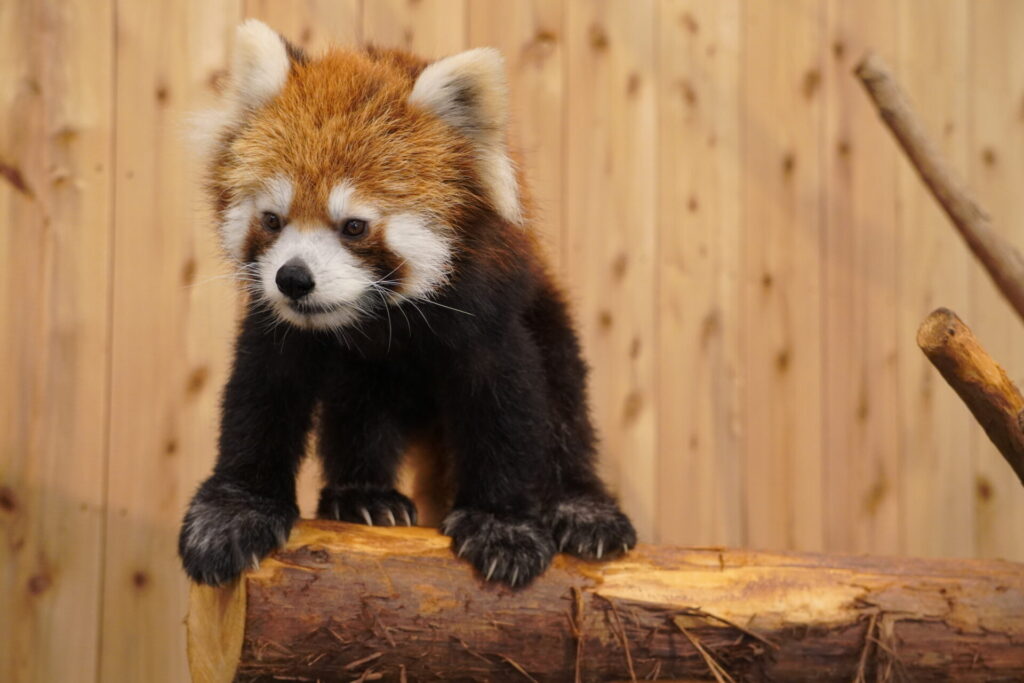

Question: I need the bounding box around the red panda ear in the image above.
[230,19,291,109]
[409,48,522,225]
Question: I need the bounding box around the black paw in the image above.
[441,509,555,588]
[178,477,297,586]
[548,496,637,561]
[317,485,417,527]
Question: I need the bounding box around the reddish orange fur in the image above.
[210,48,484,237]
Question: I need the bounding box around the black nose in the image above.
[276,259,315,300]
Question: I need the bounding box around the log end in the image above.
[916,306,962,355]
[853,50,881,79]
[187,577,246,683]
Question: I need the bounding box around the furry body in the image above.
[179,21,635,587]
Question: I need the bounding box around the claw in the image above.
[250,553,260,571]
[559,530,571,551]
[332,501,340,521]
[458,539,473,558]
[596,539,603,560]
[623,543,629,555]
[578,543,585,555]
[359,507,373,526]
[400,508,412,526]
[384,509,396,527]
[510,566,519,587]
[485,558,498,581]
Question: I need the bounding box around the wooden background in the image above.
[4,0,1024,680]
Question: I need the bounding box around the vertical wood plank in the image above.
[896,0,974,558]
[968,0,1024,562]
[245,0,360,53]
[821,0,901,554]
[362,0,467,59]
[564,0,658,540]
[242,1,362,519]
[101,2,242,681]
[0,0,113,680]
[655,0,743,546]
[742,0,825,551]
[467,0,565,268]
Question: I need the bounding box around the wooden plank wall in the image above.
[3,0,1024,679]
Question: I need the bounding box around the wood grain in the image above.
[100,2,242,680]
[822,0,901,554]
[0,0,113,680]
[190,521,1024,682]
[362,0,467,60]
[966,0,1024,560]
[894,0,975,559]
[742,0,825,551]
[655,0,743,547]
[563,0,658,542]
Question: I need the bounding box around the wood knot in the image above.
[0,486,16,512]
[27,572,52,595]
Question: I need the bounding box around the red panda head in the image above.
[198,20,522,329]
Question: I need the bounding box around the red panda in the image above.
[178,19,635,588]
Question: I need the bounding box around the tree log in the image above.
[855,52,1024,324]
[917,307,1024,486]
[187,521,1024,682]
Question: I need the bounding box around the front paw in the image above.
[317,485,417,527]
[549,496,637,560]
[178,478,297,586]
[441,509,555,588]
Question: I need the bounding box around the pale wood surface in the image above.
[967,0,1024,560]
[4,2,1024,681]
[564,0,659,541]
[655,0,743,547]
[895,0,976,559]
[101,2,242,681]
[0,1,113,681]
[822,0,901,555]
[742,0,825,552]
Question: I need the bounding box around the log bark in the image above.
[855,52,1024,324]
[917,307,1024,486]
[188,520,1024,682]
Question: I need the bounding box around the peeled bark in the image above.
[187,521,1024,682]
[917,307,1024,486]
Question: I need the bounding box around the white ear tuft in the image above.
[232,19,291,109]
[409,48,522,225]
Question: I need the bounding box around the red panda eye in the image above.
[341,218,367,237]
[261,212,282,232]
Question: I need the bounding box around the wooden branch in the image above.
[855,52,1024,324]
[917,307,1024,486]
[188,521,1024,682]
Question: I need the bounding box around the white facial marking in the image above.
[258,226,375,329]
[256,174,294,216]
[384,213,452,299]
[328,181,380,224]
[220,176,293,262]
[221,199,255,261]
